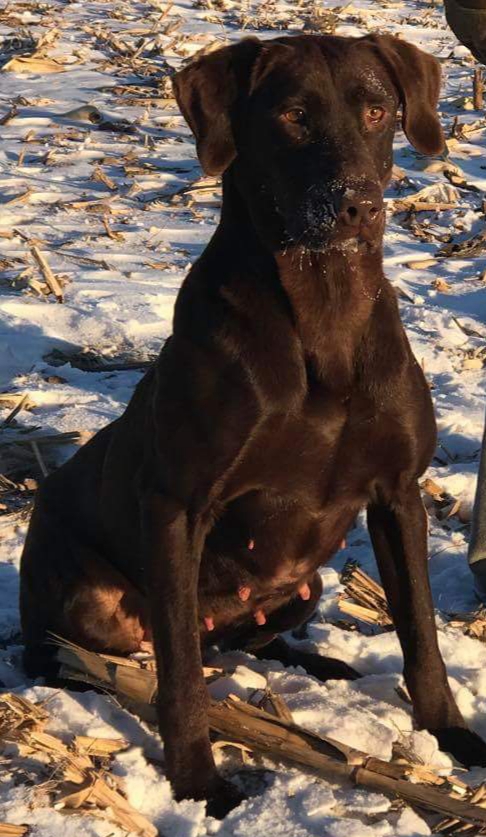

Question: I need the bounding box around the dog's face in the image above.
[174,35,444,253]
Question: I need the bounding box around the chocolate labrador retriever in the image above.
[20,33,486,817]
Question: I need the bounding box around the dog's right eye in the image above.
[283,108,306,124]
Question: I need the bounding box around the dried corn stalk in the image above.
[0,431,92,450]
[434,780,486,834]
[2,54,67,73]
[438,227,486,259]
[30,246,64,302]
[338,561,393,627]
[73,736,128,757]
[47,635,486,831]
[447,609,486,642]
[421,477,467,522]
[0,691,156,837]
[392,182,460,214]
[0,693,48,737]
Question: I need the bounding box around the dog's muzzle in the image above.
[305,182,384,251]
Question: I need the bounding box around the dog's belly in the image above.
[196,486,359,637]
[123,492,349,646]
[194,398,395,638]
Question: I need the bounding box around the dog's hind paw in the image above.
[205,777,247,819]
[433,726,486,768]
[294,652,362,682]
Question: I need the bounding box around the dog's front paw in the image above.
[432,726,486,768]
[205,777,247,819]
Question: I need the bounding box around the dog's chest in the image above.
[225,386,384,502]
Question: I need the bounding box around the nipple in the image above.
[298,582,311,601]
[204,616,215,632]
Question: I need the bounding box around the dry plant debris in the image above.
[338,559,486,657]
[43,347,156,372]
[0,693,157,837]
[29,246,64,303]
[438,228,486,260]
[391,182,460,214]
[421,478,470,523]
[447,609,486,642]
[43,635,486,834]
[1,27,64,73]
[0,427,92,513]
[339,560,393,627]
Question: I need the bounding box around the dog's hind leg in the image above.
[253,637,361,681]
[20,508,148,679]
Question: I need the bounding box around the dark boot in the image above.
[445,0,486,64]
[469,414,486,601]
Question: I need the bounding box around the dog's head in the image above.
[173,34,444,252]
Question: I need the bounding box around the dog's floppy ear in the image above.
[172,38,261,176]
[364,35,445,156]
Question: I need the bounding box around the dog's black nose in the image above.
[338,189,383,228]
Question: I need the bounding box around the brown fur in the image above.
[20,34,486,819]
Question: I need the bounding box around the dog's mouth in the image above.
[336,220,384,250]
[333,220,381,241]
[291,221,382,255]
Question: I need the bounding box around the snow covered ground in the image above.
[2,0,486,834]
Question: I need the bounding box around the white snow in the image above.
[2,0,486,834]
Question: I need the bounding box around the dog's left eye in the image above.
[284,108,306,124]
[366,105,386,124]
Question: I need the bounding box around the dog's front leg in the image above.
[142,493,243,817]
[367,480,486,767]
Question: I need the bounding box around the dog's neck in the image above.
[274,245,384,385]
[215,170,386,387]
